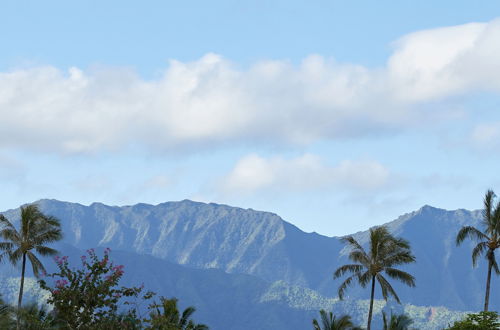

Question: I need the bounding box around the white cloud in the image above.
[1,19,500,153]
[388,19,500,101]
[220,154,392,195]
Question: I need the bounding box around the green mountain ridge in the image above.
[0,199,494,329]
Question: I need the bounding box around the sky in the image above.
[1,1,500,236]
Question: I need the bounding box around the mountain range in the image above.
[0,199,495,329]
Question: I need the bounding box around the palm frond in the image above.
[492,200,500,234]
[370,227,384,260]
[358,270,372,287]
[377,274,400,303]
[483,190,495,224]
[333,264,364,279]
[342,236,367,255]
[8,248,23,265]
[0,215,16,230]
[382,250,416,267]
[383,311,413,330]
[21,205,40,238]
[384,268,416,287]
[337,274,357,300]
[349,251,370,267]
[320,309,332,329]
[0,242,14,252]
[26,251,45,278]
[471,242,489,267]
[181,306,196,328]
[32,228,63,245]
[312,318,321,330]
[0,228,21,245]
[456,226,488,245]
[335,314,356,329]
[34,246,58,257]
[492,256,500,275]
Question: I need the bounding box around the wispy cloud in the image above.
[218,153,393,195]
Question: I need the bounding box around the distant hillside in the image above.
[0,247,468,330]
[0,199,496,328]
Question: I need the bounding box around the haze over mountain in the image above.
[0,199,495,329]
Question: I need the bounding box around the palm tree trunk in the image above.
[16,252,26,330]
[484,250,493,312]
[367,275,376,330]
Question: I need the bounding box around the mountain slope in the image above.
[1,199,496,312]
[0,246,467,330]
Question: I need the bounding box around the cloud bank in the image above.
[1,19,500,153]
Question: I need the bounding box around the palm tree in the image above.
[334,226,416,330]
[382,311,413,330]
[312,310,362,330]
[0,204,62,329]
[149,297,208,330]
[456,189,500,312]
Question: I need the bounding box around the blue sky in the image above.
[1,1,500,235]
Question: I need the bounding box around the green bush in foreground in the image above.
[446,311,499,330]
[38,248,150,329]
[36,248,208,329]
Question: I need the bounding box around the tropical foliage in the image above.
[334,226,416,330]
[38,248,153,329]
[312,310,361,330]
[446,311,500,329]
[1,192,500,329]
[382,311,413,330]
[0,204,62,329]
[456,190,500,311]
[36,248,208,329]
[148,297,208,330]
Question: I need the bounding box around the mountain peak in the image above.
[417,204,445,214]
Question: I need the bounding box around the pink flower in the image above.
[112,265,124,272]
[55,279,68,288]
[55,256,68,266]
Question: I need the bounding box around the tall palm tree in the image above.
[334,226,416,330]
[382,311,413,330]
[456,189,500,312]
[0,204,62,329]
[312,310,362,330]
[149,297,208,330]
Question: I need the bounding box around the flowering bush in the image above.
[39,248,152,329]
